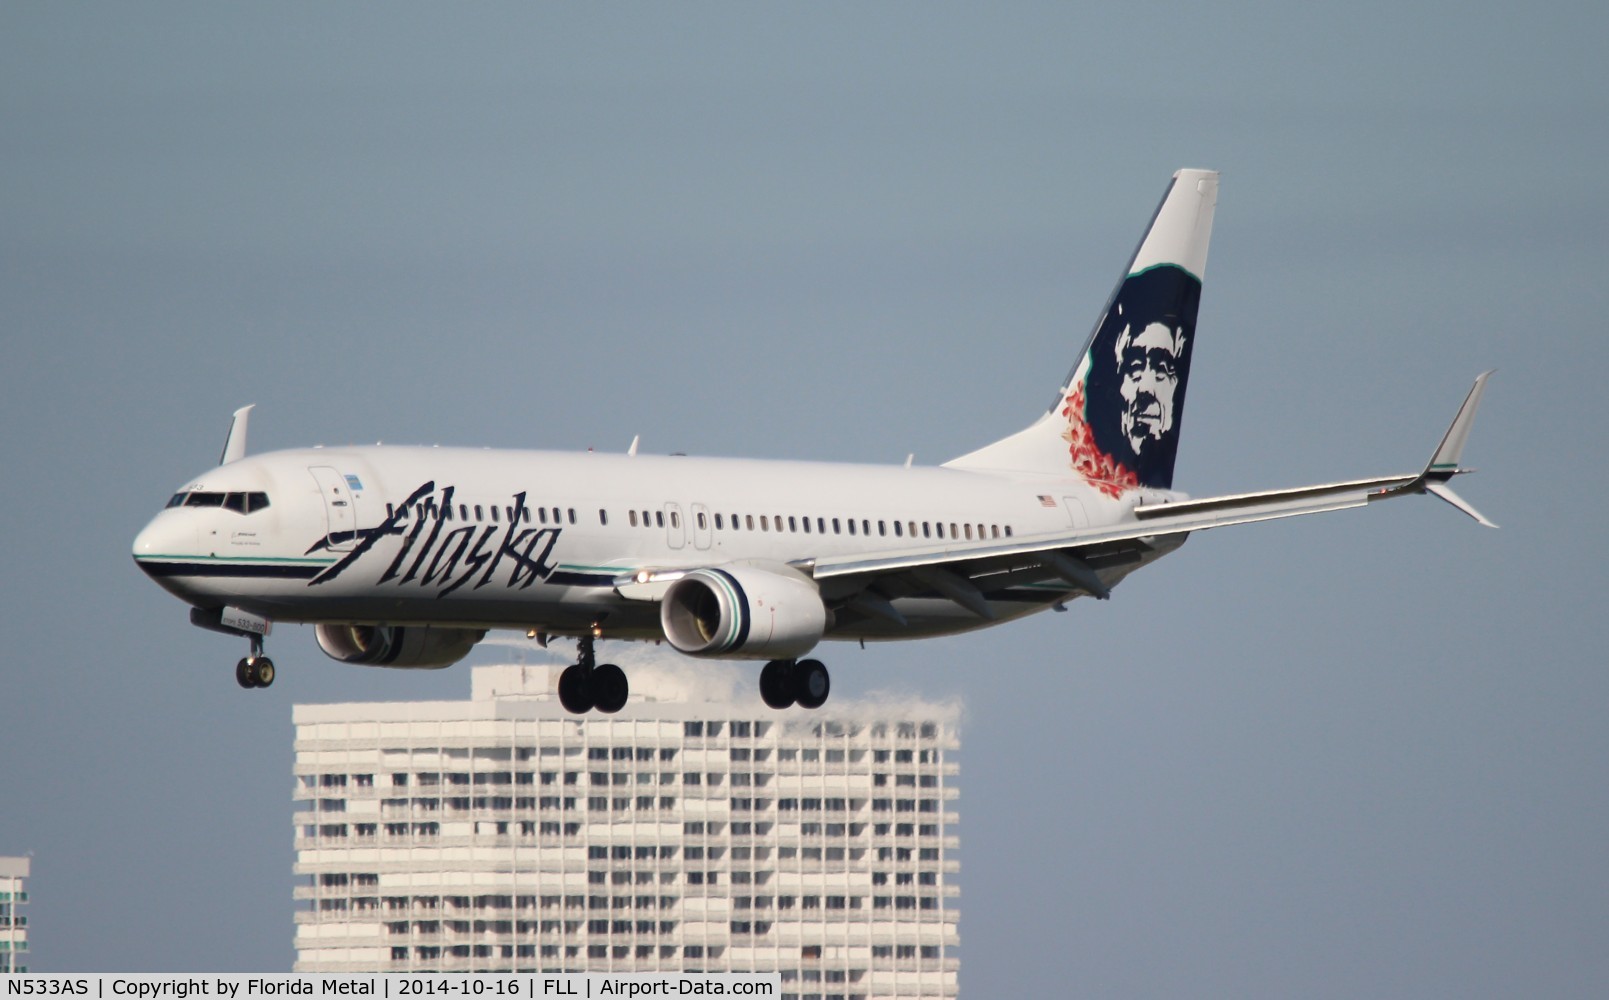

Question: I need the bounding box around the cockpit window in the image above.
[173,491,270,514]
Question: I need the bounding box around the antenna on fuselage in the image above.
[628,435,640,457]
[219,404,255,466]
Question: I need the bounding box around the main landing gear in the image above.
[759,659,830,710]
[235,634,275,689]
[558,633,629,715]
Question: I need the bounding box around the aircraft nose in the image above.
[132,511,196,577]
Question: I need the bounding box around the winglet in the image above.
[1378,372,1496,527]
[1423,371,1497,526]
[1425,370,1493,479]
[1425,481,1498,528]
[219,404,254,465]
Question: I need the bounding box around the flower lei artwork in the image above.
[1061,381,1138,498]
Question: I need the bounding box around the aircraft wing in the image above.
[805,372,1495,623]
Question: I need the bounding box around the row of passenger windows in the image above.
[166,491,271,514]
[387,502,573,526]
[382,496,1015,543]
[621,508,1013,542]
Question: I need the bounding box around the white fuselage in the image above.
[133,445,1179,647]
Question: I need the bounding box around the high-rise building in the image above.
[0,856,29,973]
[293,661,959,997]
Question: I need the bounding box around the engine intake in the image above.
[660,563,828,659]
[315,624,485,669]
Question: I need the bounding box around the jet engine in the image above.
[315,624,486,669]
[660,563,828,659]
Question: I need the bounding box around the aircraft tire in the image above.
[759,660,796,709]
[792,659,830,710]
[558,664,595,714]
[592,664,629,714]
[236,657,256,689]
[254,658,275,688]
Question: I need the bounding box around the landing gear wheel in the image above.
[558,663,595,714]
[759,660,796,709]
[792,659,830,710]
[236,656,275,689]
[592,663,629,714]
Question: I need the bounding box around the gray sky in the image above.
[3,2,1606,994]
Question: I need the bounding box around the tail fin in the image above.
[946,169,1218,493]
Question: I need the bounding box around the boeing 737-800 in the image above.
[132,169,1494,713]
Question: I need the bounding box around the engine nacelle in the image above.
[315,624,486,669]
[660,562,828,660]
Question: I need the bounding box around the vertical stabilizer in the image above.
[946,169,1217,492]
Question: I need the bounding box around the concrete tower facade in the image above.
[293,662,959,998]
[0,856,30,973]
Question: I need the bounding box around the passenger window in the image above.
[1005,525,1013,537]
[760,515,769,532]
[629,511,639,528]
[847,519,856,536]
[491,507,500,523]
[568,509,576,524]
[922,522,931,538]
[816,517,826,534]
[991,525,1000,538]
[788,516,796,532]
[894,521,903,537]
[599,509,609,526]
[655,512,664,528]
[745,515,755,531]
[964,524,973,540]
[539,508,548,524]
[801,517,811,534]
[670,511,680,529]
[715,513,724,530]
[698,512,707,530]
[862,519,871,535]
[460,504,469,521]
[832,518,841,535]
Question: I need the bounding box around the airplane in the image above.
[132,168,1494,714]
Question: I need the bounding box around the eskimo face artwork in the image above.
[1061,264,1200,493]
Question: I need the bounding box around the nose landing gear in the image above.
[557,631,629,715]
[235,634,275,689]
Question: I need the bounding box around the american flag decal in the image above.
[1038,495,1057,508]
